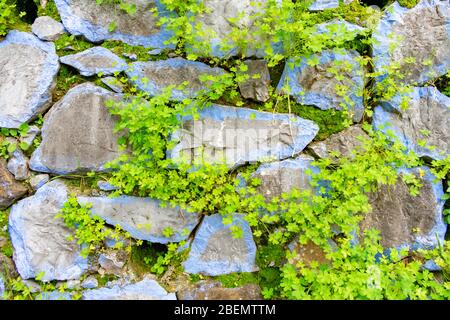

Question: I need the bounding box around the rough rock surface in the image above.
[190,0,281,58]
[308,125,369,162]
[81,276,99,289]
[29,174,50,191]
[60,47,127,77]
[82,278,176,300]
[0,159,28,209]
[315,19,366,36]
[277,49,365,123]
[30,83,124,174]
[77,196,200,244]
[309,0,353,11]
[287,240,330,267]
[373,86,449,160]
[101,77,125,93]
[178,280,262,300]
[0,31,59,128]
[32,16,66,41]
[54,0,174,49]
[98,251,127,276]
[373,0,450,84]
[168,104,319,169]
[126,58,227,101]
[360,166,447,250]
[239,60,271,102]
[8,180,88,281]
[7,150,30,181]
[96,180,119,191]
[248,155,319,200]
[183,214,258,276]
[0,274,4,299]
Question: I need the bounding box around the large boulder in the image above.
[77,196,201,244]
[82,278,176,300]
[8,180,88,281]
[0,31,59,128]
[60,47,127,77]
[54,0,174,49]
[32,16,66,41]
[126,58,228,101]
[167,104,319,169]
[360,166,447,250]
[308,125,369,163]
[373,0,450,84]
[189,0,282,58]
[183,214,258,276]
[0,159,28,209]
[178,280,262,300]
[30,83,124,175]
[277,49,365,123]
[373,86,449,160]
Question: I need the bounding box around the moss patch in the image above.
[36,0,61,21]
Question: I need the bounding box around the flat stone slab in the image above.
[126,58,228,101]
[360,166,447,250]
[309,0,353,11]
[54,0,174,49]
[248,154,319,200]
[183,214,258,276]
[189,0,282,58]
[77,196,201,244]
[30,83,124,175]
[60,47,127,77]
[178,280,262,300]
[373,86,449,160]
[0,159,28,209]
[277,49,365,123]
[167,104,319,169]
[82,278,176,300]
[308,125,369,163]
[8,180,88,281]
[32,16,66,41]
[0,31,59,128]
[373,0,450,84]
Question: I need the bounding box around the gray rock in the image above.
[248,154,319,200]
[167,104,319,169]
[54,0,174,49]
[30,83,124,175]
[97,180,119,191]
[189,0,282,58]
[29,174,50,190]
[22,279,42,293]
[101,77,125,93]
[314,19,366,37]
[7,150,30,181]
[0,159,28,209]
[77,196,200,244]
[148,48,163,55]
[38,291,73,300]
[81,276,99,289]
[32,16,66,41]
[178,280,262,300]
[0,31,59,128]
[8,180,88,281]
[126,58,228,101]
[60,47,127,77]
[123,53,137,61]
[239,60,271,102]
[360,166,447,250]
[373,0,450,84]
[308,125,369,163]
[309,0,353,11]
[20,125,40,148]
[277,49,365,123]
[98,251,126,276]
[0,274,4,299]
[82,278,176,300]
[183,214,258,276]
[373,86,449,160]
[0,253,19,279]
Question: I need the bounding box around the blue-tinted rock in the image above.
[0,274,4,300]
[32,16,66,41]
[97,180,119,192]
[315,19,366,37]
[29,174,50,191]
[168,104,319,169]
[7,149,30,181]
[360,166,447,250]
[60,47,127,77]
[98,252,126,276]
[29,83,124,175]
[309,0,353,11]
[8,180,88,281]
[77,196,201,244]
[277,49,365,122]
[373,0,450,84]
[81,276,99,289]
[0,31,59,128]
[38,291,73,300]
[183,214,258,276]
[126,58,228,101]
[101,77,125,93]
[373,86,449,160]
[82,278,176,300]
[54,0,174,49]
